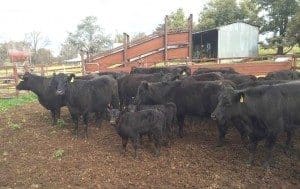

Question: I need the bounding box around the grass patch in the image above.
[259,46,300,56]
[57,119,66,128]
[53,149,64,160]
[0,93,37,113]
[9,123,21,130]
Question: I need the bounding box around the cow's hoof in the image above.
[155,151,160,157]
[262,162,271,170]
[216,141,224,147]
[262,160,275,169]
[246,159,254,166]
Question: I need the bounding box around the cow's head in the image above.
[51,73,75,96]
[107,108,121,125]
[134,81,153,106]
[211,87,245,124]
[16,72,33,90]
[162,72,180,82]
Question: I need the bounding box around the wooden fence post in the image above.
[123,33,129,66]
[13,62,19,97]
[188,14,193,63]
[41,65,45,76]
[80,52,86,75]
[291,54,296,70]
[164,15,168,65]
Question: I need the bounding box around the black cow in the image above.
[108,108,166,158]
[128,102,178,141]
[16,72,65,125]
[117,72,179,107]
[265,70,300,80]
[211,81,300,167]
[52,73,119,138]
[134,80,242,146]
[73,73,100,80]
[237,79,288,89]
[184,72,224,81]
[222,73,256,85]
[75,72,127,80]
[193,67,238,75]
[130,65,191,76]
[97,71,128,79]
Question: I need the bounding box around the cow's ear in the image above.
[141,81,149,90]
[68,74,76,83]
[237,92,245,103]
[22,73,30,80]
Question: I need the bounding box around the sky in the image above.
[0,0,207,56]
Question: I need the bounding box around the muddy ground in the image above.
[0,102,299,188]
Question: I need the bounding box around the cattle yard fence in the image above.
[0,63,82,99]
[0,55,298,99]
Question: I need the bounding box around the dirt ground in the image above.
[0,102,299,188]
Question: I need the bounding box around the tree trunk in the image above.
[277,46,284,55]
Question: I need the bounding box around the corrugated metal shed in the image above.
[192,22,259,59]
[218,22,259,58]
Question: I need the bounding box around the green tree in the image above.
[114,33,124,43]
[60,40,78,60]
[154,8,188,33]
[36,48,53,64]
[257,0,299,54]
[0,43,8,65]
[66,16,112,61]
[131,32,147,42]
[197,0,261,31]
[286,6,300,46]
[25,31,50,64]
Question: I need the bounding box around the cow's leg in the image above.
[147,133,153,142]
[263,135,277,168]
[171,116,178,139]
[121,137,128,155]
[112,93,120,109]
[247,136,258,166]
[95,112,102,127]
[177,115,185,138]
[83,113,89,139]
[284,130,294,156]
[132,137,139,158]
[153,131,161,157]
[139,134,144,146]
[235,122,248,147]
[71,114,79,138]
[57,108,61,119]
[51,110,57,126]
[216,123,229,147]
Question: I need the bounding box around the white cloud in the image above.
[0,0,208,55]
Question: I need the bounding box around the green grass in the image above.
[53,148,64,160]
[0,93,37,112]
[9,123,22,130]
[259,46,300,56]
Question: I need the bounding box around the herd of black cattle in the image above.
[16,66,300,168]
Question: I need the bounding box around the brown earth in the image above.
[0,102,299,188]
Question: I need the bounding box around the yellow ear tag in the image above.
[70,77,74,83]
[240,96,244,103]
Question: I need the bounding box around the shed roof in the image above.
[193,22,259,35]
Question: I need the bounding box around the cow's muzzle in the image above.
[56,90,64,96]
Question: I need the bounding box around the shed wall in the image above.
[218,23,258,58]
